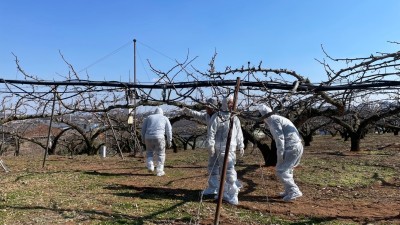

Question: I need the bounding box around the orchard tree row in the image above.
[0,45,399,166]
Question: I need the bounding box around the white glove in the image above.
[239,148,244,157]
[208,146,215,157]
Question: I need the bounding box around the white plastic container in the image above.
[100,146,107,158]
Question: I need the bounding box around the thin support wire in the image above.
[254,144,274,223]
[192,151,220,225]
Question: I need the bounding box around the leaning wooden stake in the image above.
[102,104,124,159]
[105,112,124,159]
[214,77,241,225]
[0,159,9,172]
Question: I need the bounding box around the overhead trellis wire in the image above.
[1,78,400,92]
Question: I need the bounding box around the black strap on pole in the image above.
[214,77,241,225]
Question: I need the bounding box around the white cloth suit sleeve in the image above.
[267,117,285,163]
[141,117,148,142]
[183,108,209,124]
[234,117,245,156]
[165,117,172,145]
[206,114,218,150]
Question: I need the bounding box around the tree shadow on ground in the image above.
[84,170,153,177]
[5,204,191,225]
[105,184,203,202]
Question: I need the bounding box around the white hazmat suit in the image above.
[141,107,172,176]
[207,96,244,205]
[183,98,219,195]
[259,104,303,201]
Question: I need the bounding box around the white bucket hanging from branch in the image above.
[127,108,134,124]
[126,89,137,125]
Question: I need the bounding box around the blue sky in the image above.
[1,0,399,84]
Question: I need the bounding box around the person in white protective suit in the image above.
[182,98,220,195]
[258,104,303,202]
[207,95,244,205]
[141,107,172,176]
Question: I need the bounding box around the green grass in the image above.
[0,134,399,224]
[298,158,397,188]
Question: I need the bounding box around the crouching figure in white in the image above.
[259,104,303,202]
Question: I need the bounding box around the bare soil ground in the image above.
[0,134,399,224]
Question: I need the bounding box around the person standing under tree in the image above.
[207,95,244,205]
[183,98,219,195]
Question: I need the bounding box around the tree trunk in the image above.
[303,134,313,146]
[192,138,197,150]
[14,137,20,156]
[172,139,178,153]
[242,128,276,166]
[253,140,276,166]
[350,133,361,151]
[88,147,98,155]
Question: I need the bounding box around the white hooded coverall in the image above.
[183,107,219,195]
[141,107,172,176]
[259,104,303,199]
[207,97,244,205]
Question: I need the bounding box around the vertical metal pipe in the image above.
[214,77,241,225]
[247,70,250,107]
[133,39,137,141]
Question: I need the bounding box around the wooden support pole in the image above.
[214,77,241,225]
